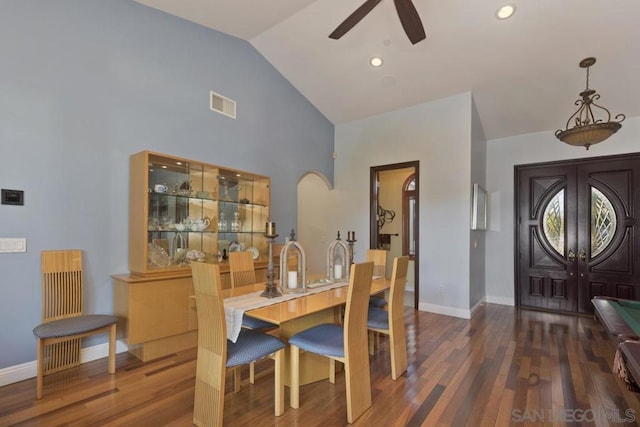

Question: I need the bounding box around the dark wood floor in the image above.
[2,303,640,426]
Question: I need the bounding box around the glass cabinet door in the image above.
[216,169,269,260]
[130,151,270,275]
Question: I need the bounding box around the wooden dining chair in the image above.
[367,249,388,308]
[367,256,410,380]
[229,251,279,335]
[228,251,257,288]
[289,261,374,424]
[191,262,285,425]
[228,251,278,383]
[32,250,117,399]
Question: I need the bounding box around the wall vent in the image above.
[210,91,236,119]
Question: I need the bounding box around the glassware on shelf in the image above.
[218,212,228,232]
[131,151,272,275]
[231,212,241,232]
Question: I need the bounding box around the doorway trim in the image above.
[370,161,420,309]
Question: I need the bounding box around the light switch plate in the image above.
[0,238,27,253]
[1,189,24,205]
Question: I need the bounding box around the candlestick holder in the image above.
[346,230,357,266]
[261,231,282,298]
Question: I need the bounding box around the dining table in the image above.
[221,275,390,387]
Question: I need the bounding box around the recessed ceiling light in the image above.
[176,161,182,165]
[496,4,516,20]
[370,57,383,67]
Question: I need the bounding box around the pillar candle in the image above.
[334,264,343,280]
[288,271,298,288]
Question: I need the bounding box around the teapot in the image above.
[192,218,211,231]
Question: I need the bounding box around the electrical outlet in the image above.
[0,238,27,253]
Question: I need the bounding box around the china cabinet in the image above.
[113,151,273,361]
[129,150,270,275]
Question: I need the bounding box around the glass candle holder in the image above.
[327,231,350,282]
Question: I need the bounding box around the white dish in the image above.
[248,246,260,260]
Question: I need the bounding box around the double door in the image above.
[516,154,640,314]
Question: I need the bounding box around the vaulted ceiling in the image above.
[134,0,640,140]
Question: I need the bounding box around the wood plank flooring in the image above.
[2,303,640,426]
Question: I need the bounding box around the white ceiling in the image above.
[134,0,640,140]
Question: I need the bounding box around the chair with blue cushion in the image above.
[228,251,278,383]
[289,261,374,424]
[367,256,410,380]
[32,250,117,399]
[191,261,285,425]
[367,249,388,308]
[229,251,278,329]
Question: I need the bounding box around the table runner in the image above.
[225,280,348,342]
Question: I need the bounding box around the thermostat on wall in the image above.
[1,189,24,206]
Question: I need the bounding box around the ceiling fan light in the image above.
[370,57,383,67]
[496,4,516,20]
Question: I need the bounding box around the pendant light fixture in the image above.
[555,57,625,150]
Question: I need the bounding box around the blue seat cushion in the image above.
[32,315,117,339]
[288,323,344,358]
[367,308,389,330]
[227,328,285,368]
[242,315,277,330]
[369,297,387,308]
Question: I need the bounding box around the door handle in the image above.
[579,249,587,261]
[567,249,576,262]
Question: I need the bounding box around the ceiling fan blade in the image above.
[329,0,383,40]
[394,0,426,44]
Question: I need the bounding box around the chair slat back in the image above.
[343,261,374,420]
[366,249,387,278]
[344,261,374,349]
[191,262,227,427]
[388,256,410,326]
[41,250,83,322]
[229,251,257,288]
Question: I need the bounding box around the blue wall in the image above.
[0,0,334,368]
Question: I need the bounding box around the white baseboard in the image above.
[469,299,484,316]
[485,295,515,306]
[0,340,129,387]
[417,297,504,320]
[419,302,472,319]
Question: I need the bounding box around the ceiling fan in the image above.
[329,0,426,45]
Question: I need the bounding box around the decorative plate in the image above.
[248,246,260,260]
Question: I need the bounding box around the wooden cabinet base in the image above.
[113,272,198,362]
[112,263,276,363]
[128,331,198,362]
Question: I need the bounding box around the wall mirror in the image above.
[471,183,488,231]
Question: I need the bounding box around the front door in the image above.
[516,153,640,314]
